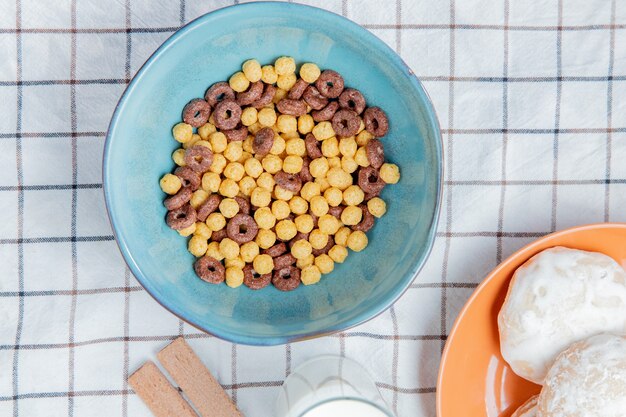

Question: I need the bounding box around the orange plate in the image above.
[436,223,626,417]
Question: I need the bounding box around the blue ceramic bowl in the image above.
[103,2,442,345]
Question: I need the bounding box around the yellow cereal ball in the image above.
[219,198,240,218]
[182,134,201,149]
[334,226,352,246]
[347,230,368,252]
[240,241,260,263]
[341,156,358,173]
[225,267,244,288]
[172,148,186,166]
[270,135,286,155]
[271,200,291,220]
[244,157,263,178]
[197,122,216,140]
[241,107,258,126]
[274,56,296,75]
[312,121,335,141]
[251,187,272,207]
[238,151,252,164]
[277,73,297,90]
[206,212,226,231]
[379,163,400,184]
[208,131,227,153]
[291,239,313,259]
[309,195,329,217]
[160,173,182,195]
[301,265,322,285]
[309,157,329,178]
[192,139,212,150]
[294,214,315,233]
[323,187,343,207]
[239,176,256,196]
[253,254,274,275]
[194,222,212,239]
[201,172,221,193]
[327,156,341,169]
[339,137,357,157]
[289,196,309,215]
[256,172,275,191]
[224,141,243,162]
[261,65,278,84]
[367,197,387,218]
[188,235,208,257]
[190,189,209,209]
[178,223,196,237]
[273,88,288,104]
[315,177,331,193]
[219,238,240,260]
[343,185,365,206]
[282,130,301,141]
[262,154,283,174]
[322,136,340,158]
[219,178,239,198]
[172,122,193,143]
[276,114,297,133]
[229,71,250,93]
[284,138,304,156]
[341,205,363,226]
[318,214,340,235]
[326,168,353,190]
[300,181,321,201]
[315,254,334,274]
[355,147,370,167]
[309,229,328,250]
[225,256,245,269]
[258,107,277,127]
[242,59,262,82]
[297,254,315,269]
[283,155,303,174]
[276,219,297,241]
[357,118,365,134]
[329,245,348,263]
[299,63,321,83]
[274,186,293,201]
[255,229,277,249]
[210,154,227,174]
[243,135,254,153]
[223,162,245,182]
[298,114,315,134]
[356,129,373,146]
[254,207,276,229]
[206,241,224,261]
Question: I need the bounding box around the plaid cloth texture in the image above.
[1,0,625,416]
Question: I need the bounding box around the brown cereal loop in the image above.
[364,189,381,201]
[363,106,389,137]
[194,256,225,284]
[288,78,309,100]
[253,127,274,156]
[174,166,201,191]
[272,266,301,291]
[312,101,339,122]
[236,81,264,106]
[288,232,309,249]
[358,166,386,194]
[327,205,344,219]
[303,85,329,110]
[197,194,221,222]
[164,186,192,210]
[276,99,307,116]
[182,99,211,128]
[226,214,259,244]
[352,204,375,232]
[212,100,242,130]
[312,235,334,256]
[274,171,303,193]
[205,82,235,107]
[166,203,197,230]
[263,242,287,257]
[234,196,250,215]
[331,109,361,138]
[223,124,248,141]
[315,70,344,98]
[210,228,227,242]
[299,157,314,182]
[305,133,323,159]
[243,264,272,290]
[273,253,296,270]
[252,84,276,109]
[366,138,385,169]
[338,88,366,114]
[184,145,214,173]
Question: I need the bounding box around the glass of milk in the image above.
[275,356,394,417]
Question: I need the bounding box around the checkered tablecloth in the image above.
[1,0,625,416]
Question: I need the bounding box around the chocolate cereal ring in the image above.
[287,78,309,100]
[299,157,314,182]
[312,101,339,122]
[277,99,308,116]
[273,253,296,270]
[182,99,211,128]
[352,204,375,232]
[223,124,248,142]
[234,196,250,215]
[196,194,221,222]
[363,106,389,137]
[226,213,259,244]
[358,166,386,194]
[166,203,197,230]
[184,145,214,173]
[174,166,201,191]
[331,109,361,138]
[252,84,276,109]
[263,242,287,257]
[305,133,323,159]
[205,82,235,107]
[164,186,192,211]
[364,189,381,201]
[243,264,272,290]
[366,139,385,169]
[212,100,242,130]
[327,205,344,220]
[303,85,329,110]
[210,228,227,242]
[312,236,334,257]
[194,256,225,284]
[272,266,301,291]
[338,88,366,114]
[253,127,275,156]
[274,171,302,193]
[236,81,264,106]
[315,70,344,98]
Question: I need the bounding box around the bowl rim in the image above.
[102,1,444,346]
[435,222,626,416]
